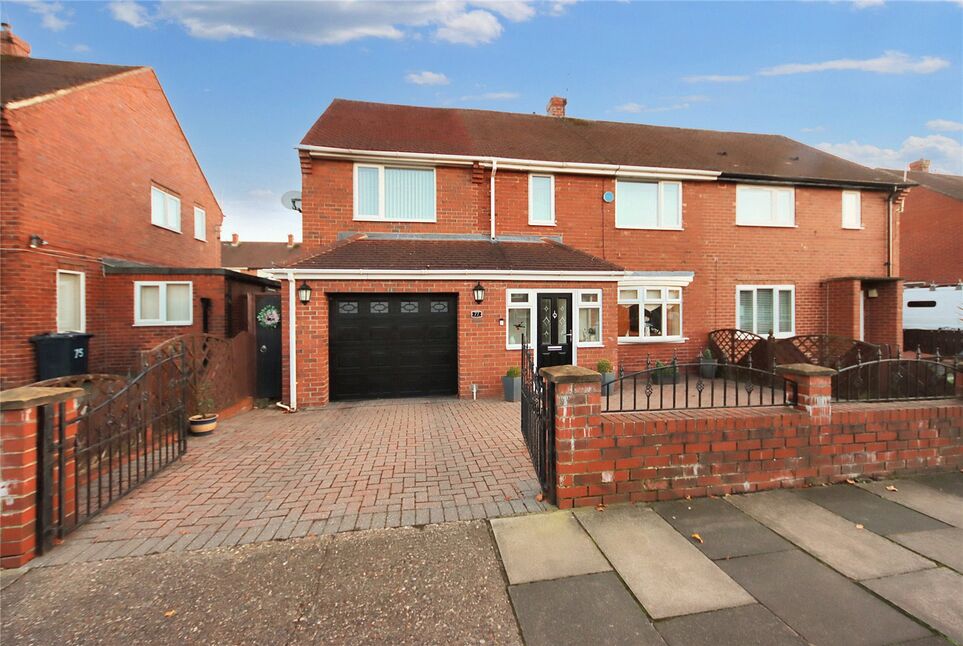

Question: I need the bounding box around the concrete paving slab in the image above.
[858,480,963,528]
[912,472,963,499]
[863,568,963,644]
[655,603,807,646]
[509,572,666,646]
[653,498,793,560]
[891,637,954,646]
[718,550,932,646]
[575,505,754,619]
[797,484,949,535]
[728,490,934,580]
[491,511,611,585]
[888,528,963,573]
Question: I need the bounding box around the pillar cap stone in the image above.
[539,365,601,384]
[0,386,85,411]
[775,363,837,377]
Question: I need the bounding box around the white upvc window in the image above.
[506,291,532,348]
[135,281,193,326]
[56,270,85,333]
[150,186,181,232]
[353,163,436,222]
[842,190,862,230]
[577,291,602,345]
[194,206,207,241]
[615,180,682,230]
[528,174,555,225]
[736,285,795,337]
[505,289,603,350]
[618,286,683,342]
[736,185,795,227]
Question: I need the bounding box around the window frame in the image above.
[150,185,182,233]
[735,184,796,228]
[614,180,683,230]
[352,162,437,223]
[505,288,602,351]
[194,206,207,241]
[841,190,862,230]
[617,285,684,344]
[56,270,86,333]
[134,281,193,327]
[528,173,556,226]
[735,284,795,338]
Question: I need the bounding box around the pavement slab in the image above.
[728,490,934,580]
[575,504,754,619]
[863,568,963,644]
[652,497,793,560]
[655,603,807,646]
[509,572,666,646]
[797,484,949,536]
[718,549,933,646]
[491,511,611,585]
[858,479,963,528]
[912,472,963,499]
[888,528,963,573]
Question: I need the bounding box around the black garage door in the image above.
[329,294,458,400]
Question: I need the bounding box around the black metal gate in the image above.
[37,348,188,553]
[520,336,555,504]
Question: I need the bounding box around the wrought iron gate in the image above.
[37,347,189,552]
[520,336,556,504]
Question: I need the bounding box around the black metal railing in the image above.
[603,355,796,413]
[832,348,959,402]
[520,335,555,503]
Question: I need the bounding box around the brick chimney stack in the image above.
[1,23,31,57]
[908,159,931,173]
[547,96,567,118]
[230,233,240,246]
[286,234,295,248]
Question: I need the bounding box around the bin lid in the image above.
[29,332,94,342]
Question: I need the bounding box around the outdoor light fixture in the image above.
[29,234,46,248]
[297,282,312,305]
[472,282,485,304]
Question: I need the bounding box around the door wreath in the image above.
[257,304,281,328]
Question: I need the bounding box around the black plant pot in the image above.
[502,376,521,402]
[699,358,718,379]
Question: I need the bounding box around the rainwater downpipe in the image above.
[886,187,896,278]
[287,270,298,411]
[490,159,498,240]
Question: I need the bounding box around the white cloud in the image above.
[817,134,963,174]
[683,74,750,83]
[405,70,450,86]
[761,50,949,76]
[853,0,885,8]
[105,1,543,46]
[927,119,963,132]
[70,43,91,52]
[459,91,519,101]
[801,126,826,133]
[614,98,701,114]
[14,0,70,31]
[108,0,152,28]
[548,0,578,16]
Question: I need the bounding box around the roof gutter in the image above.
[720,173,915,192]
[265,268,627,282]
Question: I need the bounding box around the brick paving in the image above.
[34,398,548,566]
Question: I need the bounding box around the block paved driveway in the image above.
[36,398,548,566]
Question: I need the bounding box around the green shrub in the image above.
[596,359,613,374]
[505,366,521,378]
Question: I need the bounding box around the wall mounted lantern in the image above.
[297,282,312,305]
[472,282,485,304]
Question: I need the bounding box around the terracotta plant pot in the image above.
[189,413,218,435]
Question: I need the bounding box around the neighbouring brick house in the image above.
[0,25,275,388]
[221,233,306,277]
[269,97,914,408]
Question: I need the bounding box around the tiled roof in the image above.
[302,99,907,188]
[221,241,307,269]
[877,169,963,201]
[1,55,142,105]
[288,237,624,272]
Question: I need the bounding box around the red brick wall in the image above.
[826,279,860,339]
[899,186,963,284]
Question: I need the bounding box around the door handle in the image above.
[259,345,268,353]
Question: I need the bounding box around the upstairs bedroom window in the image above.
[736,185,795,227]
[842,190,862,229]
[737,285,794,337]
[151,186,181,232]
[194,206,207,241]
[529,174,555,225]
[615,180,682,230]
[354,164,436,222]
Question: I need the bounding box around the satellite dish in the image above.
[602,191,614,203]
[281,190,302,213]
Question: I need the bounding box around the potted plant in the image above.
[597,359,615,395]
[698,348,718,379]
[652,360,679,385]
[189,381,218,435]
[502,367,522,402]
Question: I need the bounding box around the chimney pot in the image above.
[547,96,567,118]
[1,23,31,58]
[908,159,931,173]
[287,234,295,248]
[231,233,239,246]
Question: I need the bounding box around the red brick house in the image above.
[878,160,963,285]
[221,233,306,277]
[0,25,275,388]
[269,97,912,408]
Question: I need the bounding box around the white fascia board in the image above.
[265,268,625,282]
[298,145,720,181]
[620,272,695,288]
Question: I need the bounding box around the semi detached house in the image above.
[273,97,912,408]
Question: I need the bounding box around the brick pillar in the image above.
[776,364,836,425]
[1,386,83,568]
[540,365,602,510]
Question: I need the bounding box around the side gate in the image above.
[520,337,556,504]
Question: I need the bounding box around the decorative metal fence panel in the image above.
[832,351,959,402]
[520,336,555,504]
[37,348,188,552]
[903,329,963,358]
[604,356,796,413]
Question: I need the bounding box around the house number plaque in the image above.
[470,310,483,318]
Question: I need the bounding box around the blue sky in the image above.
[3,0,961,241]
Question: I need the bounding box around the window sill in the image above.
[735,222,798,229]
[195,236,207,242]
[618,336,688,345]
[528,221,557,227]
[353,216,437,223]
[577,342,604,348]
[841,226,864,231]
[615,225,684,231]
[151,222,182,234]
[134,321,193,327]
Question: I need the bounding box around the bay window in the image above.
[618,287,682,342]
[737,285,794,337]
[354,163,436,222]
[615,180,682,229]
[135,281,193,326]
[736,185,795,227]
